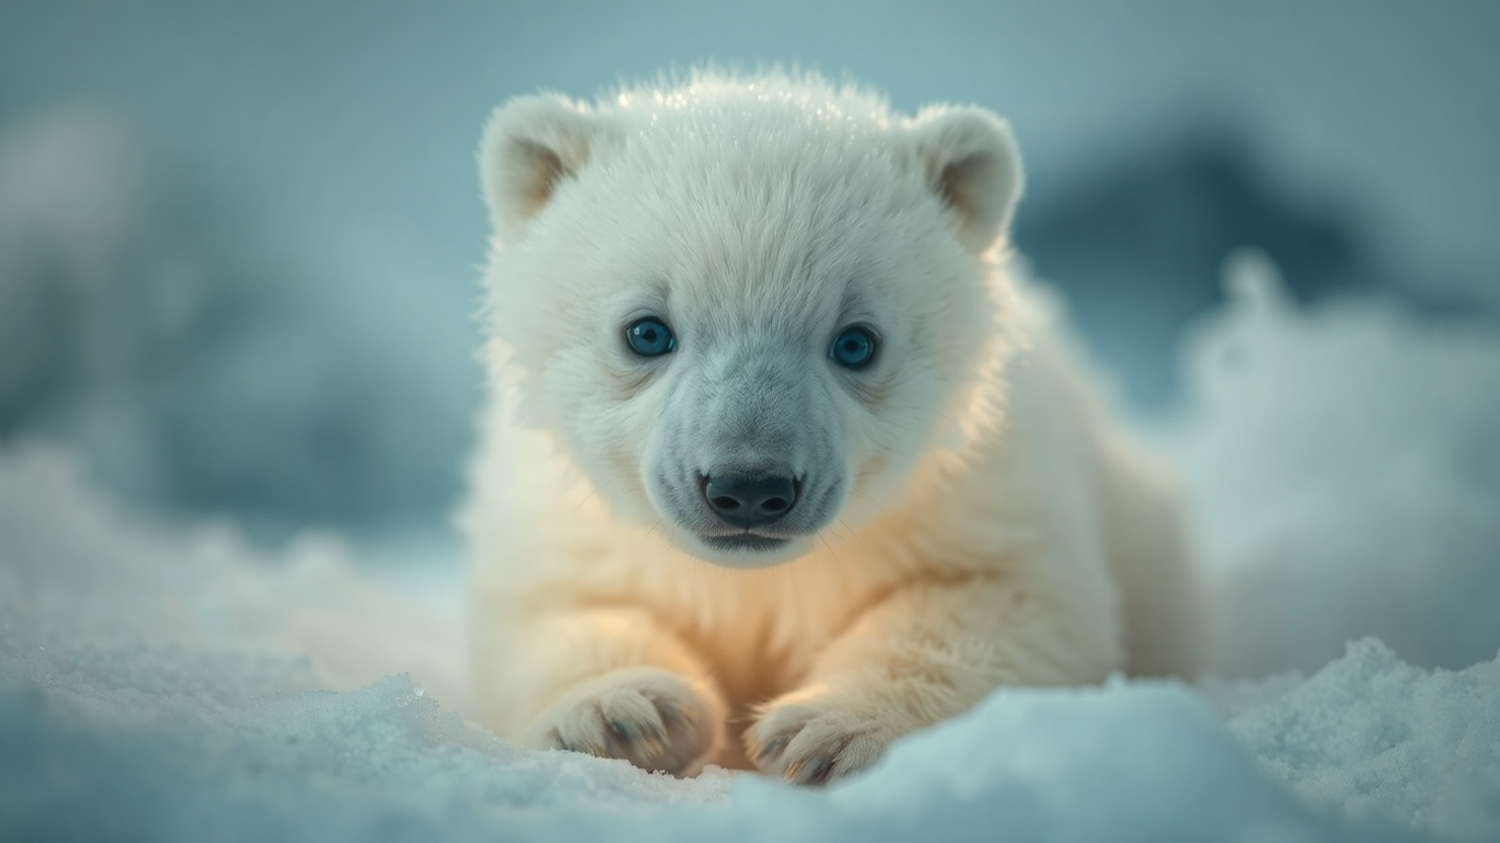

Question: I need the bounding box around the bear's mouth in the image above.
[695,532,791,553]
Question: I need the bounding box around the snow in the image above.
[0,105,474,539]
[1219,641,1500,842]
[3,258,1500,841]
[1170,252,1500,676]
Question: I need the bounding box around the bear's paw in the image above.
[747,699,898,785]
[524,667,719,777]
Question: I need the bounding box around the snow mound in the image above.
[4,257,1500,841]
[1221,640,1500,842]
[10,587,1487,841]
[0,446,466,708]
[1170,251,1500,676]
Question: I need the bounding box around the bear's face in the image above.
[479,78,1022,568]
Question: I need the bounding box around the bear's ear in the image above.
[909,106,1024,254]
[478,94,618,242]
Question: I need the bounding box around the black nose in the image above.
[701,473,798,528]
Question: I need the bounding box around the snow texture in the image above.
[4,258,1500,842]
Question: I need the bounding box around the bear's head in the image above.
[478,73,1022,568]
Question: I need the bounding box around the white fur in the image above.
[463,70,1197,782]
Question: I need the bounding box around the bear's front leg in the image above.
[747,576,1120,784]
[478,606,726,776]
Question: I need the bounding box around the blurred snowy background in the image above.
[2,1,1499,841]
[3,0,1497,542]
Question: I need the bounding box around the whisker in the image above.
[817,531,849,583]
[834,518,869,551]
[573,470,635,513]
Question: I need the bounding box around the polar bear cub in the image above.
[463,71,1196,784]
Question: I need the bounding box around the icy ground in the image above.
[3,258,1499,842]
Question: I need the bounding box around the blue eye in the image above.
[625,316,676,357]
[829,324,877,370]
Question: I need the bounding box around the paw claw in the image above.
[802,756,837,787]
[755,735,789,765]
[657,700,694,728]
[609,717,661,742]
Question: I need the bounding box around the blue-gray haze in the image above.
[0,0,1495,541]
